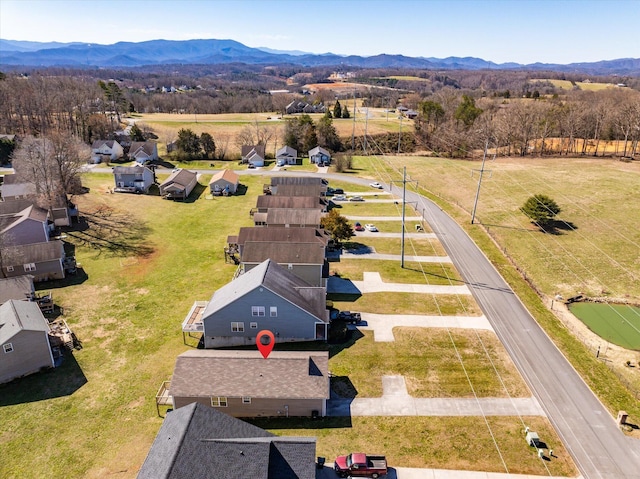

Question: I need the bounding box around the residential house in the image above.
[112,166,155,193]
[252,195,328,215]
[0,174,37,200]
[0,201,51,247]
[138,402,317,479]
[275,146,297,166]
[227,226,331,256]
[0,275,35,305]
[253,208,324,228]
[240,241,328,288]
[241,145,266,167]
[169,350,330,418]
[129,142,158,164]
[182,259,328,348]
[267,176,328,196]
[0,300,55,384]
[91,140,124,163]
[308,146,331,165]
[1,241,66,281]
[159,169,198,200]
[209,169,239,196]
[271,183,325,198]
[285,101,326,115]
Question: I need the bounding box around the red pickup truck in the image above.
[334,452,388,478]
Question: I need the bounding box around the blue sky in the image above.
[1,0,638,64]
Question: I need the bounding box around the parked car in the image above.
[349,195,364,202]
[247,163,256,169]
[369,182,383,189]
[334,453,387,478]
[333,194,348,201]
[365,224,378,232]
[333,188,344,194]
[354,222,364,231]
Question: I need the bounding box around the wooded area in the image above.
[0,66,638,160]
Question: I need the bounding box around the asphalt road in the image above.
[389,181,640,479]
[77,166,640,476]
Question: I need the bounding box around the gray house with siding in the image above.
[227,226,330,256]
[1,241,66,281]
[137,402,317,479]
[159,169,198,200]
[0,174,37,200]
[276,146,297,166]
[169,350,329,418]
[182,259,328,348]
[0,275,35,305]
[0,300,55,384]
[241,241,328,288]
[113,166,155,193]
[254,208,324,228]
[308,146,331,164]
[0,202,51,246]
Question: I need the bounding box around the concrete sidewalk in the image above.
[347,215,423,221]
[334,251,452,263]
[328,376,545,417]
[316,464,578,479]
[354,272,471,295]
[357,312,493,341]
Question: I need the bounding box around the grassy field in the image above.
[569,303,640,350]
[329,328,529,398]
[250,415,577,476]
[330,259,462,285]
[343,237,447,256]
[333,200,416,216]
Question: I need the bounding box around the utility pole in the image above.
[351,88,356,151]
[363,107,368,155]
[471,139,493,224]
[390,167,418,268]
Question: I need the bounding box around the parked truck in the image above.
[334,452,388,478]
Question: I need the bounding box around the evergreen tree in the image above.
[520,194,561,229]
[200,132,216,159]
[333,100,342,119]
[342,105,350,119]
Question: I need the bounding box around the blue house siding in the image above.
[203,288,324,348]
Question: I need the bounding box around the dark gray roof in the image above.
[308,146,330,157]
[241,144,266,158]
[242,241,326,265]
[270,176,327,186]
[137,402,316,479]
[272,184,324,198]
[202,259,327,322]
[129,141,157,156]
[276,145,297,158]
[256,196,325,210]
[1,240,64,264]
[171,350,329,400]
[112,165,151,175]
[160,169,197,189]
[0,275,35,304]
[234,227,329,246]
[0,202,49,234]
[0,299,49,344]
[266,209,323,226]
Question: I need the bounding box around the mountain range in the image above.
[1,38,638,75]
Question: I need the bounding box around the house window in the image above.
[242,397,251,404]
[211,397,228,407]
[251,306,265,317]
[231,322,244,332]
[23,263,36,272]
[6,266,14,272]
[270,307,278,317]
[250,322,258,329]
[3,343,13,353]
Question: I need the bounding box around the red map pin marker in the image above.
[256,330,275,359]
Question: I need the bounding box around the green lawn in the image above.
[250,416,576,476]
[335,201,416,216]
[329,259,462,285]
[329,329,529,398]
[569,303,640,350]
[343,237,445,256]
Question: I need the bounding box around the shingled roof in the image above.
[233,227,329,247]
[201,259,327,323]
[137,402,316,479]
[241,242,326,265]
[171,350,329,400]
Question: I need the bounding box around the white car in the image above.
[370,182,383,189]
[349,195,364,202]
[364,224,378,232]
[332,194,348,201]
